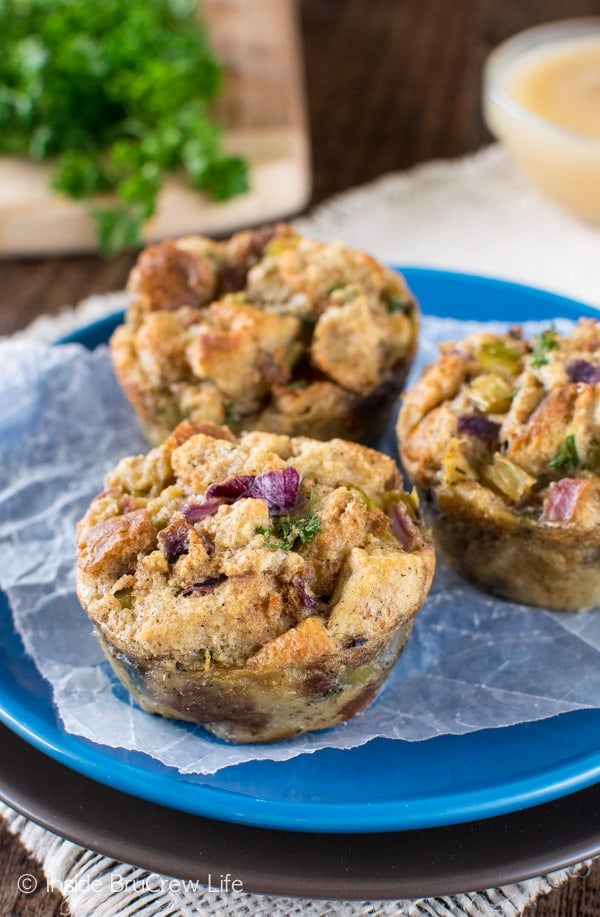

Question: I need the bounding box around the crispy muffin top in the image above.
[76,423,434,669]
[110,224,417,442]
[397,318,600,529]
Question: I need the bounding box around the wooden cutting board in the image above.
[0,0,310,255]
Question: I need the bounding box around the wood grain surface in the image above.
[1,1,599,915]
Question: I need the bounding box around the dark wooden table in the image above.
[1,1,599,914]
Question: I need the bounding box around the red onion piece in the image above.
[566,360,600,384]
[182,499,223,523]
[542,478,588,523]
[294,575,323,609]
[181,576,227,597]
[457,414,501,442]
[390,502,419,550]
[248,467,300,515]
[184,467,301,523]
[158,521,190,564]
[205,475,255,503]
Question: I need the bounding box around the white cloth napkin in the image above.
[3,144,599,916]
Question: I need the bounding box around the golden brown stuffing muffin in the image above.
[76,422,434,742]
[397,318,600,611]
[111,224,418,446]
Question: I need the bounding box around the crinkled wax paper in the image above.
[0,316,599,775]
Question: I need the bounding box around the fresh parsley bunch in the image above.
[0,0,249,253]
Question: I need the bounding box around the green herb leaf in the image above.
[548,434,582,471]
[91,207,145,256]
[222,399,236,424]
[195,155,249,202]
[52,149,109,199]
[256,492,321,551]
[531,327,559,368]
[384,292,411,315]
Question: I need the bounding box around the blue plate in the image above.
[1,268,599,835]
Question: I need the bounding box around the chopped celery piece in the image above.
[114,588,134,609]
[383,489,419,518]
[285,341,306,370]
[341,662,375,686]
[468,373,513,413]
[475,340,522,378]
[324,281,345,296]
[348,485,379,510]
[482,455,535,502]
[441,439,477,487]
[265,237,298,257]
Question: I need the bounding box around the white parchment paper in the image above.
[0,315,599,775]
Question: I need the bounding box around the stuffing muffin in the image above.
[110,224,418,446]
[76,422,434,742]
[397,318,600,611]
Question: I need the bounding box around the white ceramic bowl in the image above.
[483,19,600,223]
